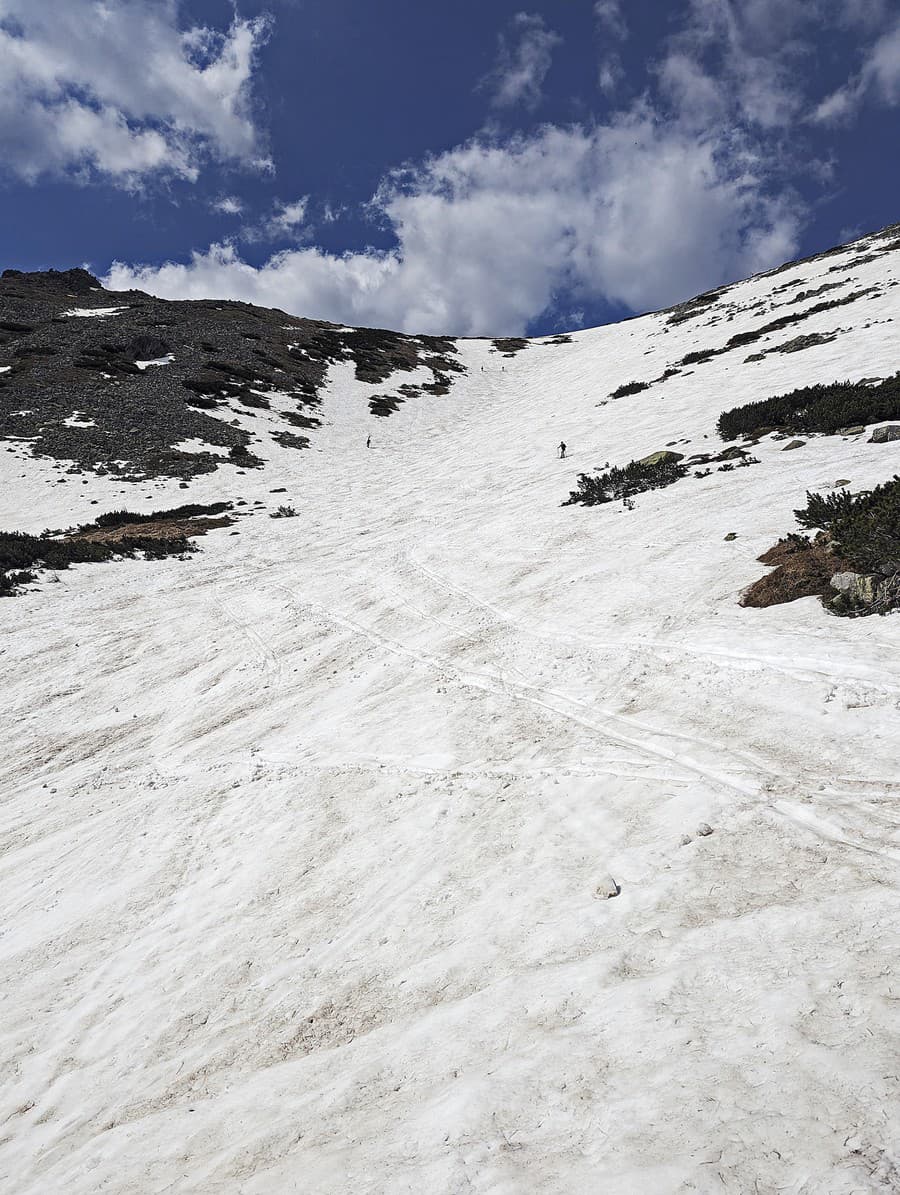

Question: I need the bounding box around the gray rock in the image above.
[696,823,713,837]
[637,449,685,466]
[782,439,806,450]
[830,571,859,593]
[841,426,865,436]
[723,532,738,541]
[594,876,621,899]
[869,425,900,443]
[830,572,880,603]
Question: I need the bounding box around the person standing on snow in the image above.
[558,441,567,459]
[366,434,371,449]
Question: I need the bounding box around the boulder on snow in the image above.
[782,439,806,451]
[869,425,900,444]
[638,449,684,467]
[840,426,866,436]
[594,876,621,899]
[724,532,738,541]
[696,823,714,837]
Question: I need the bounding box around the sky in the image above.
[1,0,899,337]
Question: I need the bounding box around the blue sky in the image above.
[1,0,899,335]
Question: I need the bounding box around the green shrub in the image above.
[564,456,689,506]
[0,569,36,597]
[92,503,231,528]
[609,380,649,398]
[718,373,900,439]
[805,477,900,575]
[0,526,197,596]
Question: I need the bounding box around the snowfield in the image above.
[2,232,900,1193]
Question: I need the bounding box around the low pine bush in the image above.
[718,373,900,439]
[92,503,231,529]
[609,380,649,399]
[796,477,900,576]
[0,527,196,596]
[564,456,688,506]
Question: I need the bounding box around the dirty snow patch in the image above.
[135,354,174,370]
[61,306,126,318]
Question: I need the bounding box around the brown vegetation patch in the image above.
[742,536,847,607]
[70,515,233,545]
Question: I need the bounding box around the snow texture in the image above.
[2,228,900,1193]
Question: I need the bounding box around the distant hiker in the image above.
[558,441,567,459]
[366,434,371,449]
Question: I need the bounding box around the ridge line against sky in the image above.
[2,0,900,336]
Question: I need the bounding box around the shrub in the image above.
[748,477,900,617]
[270,505,297,519]
[717,373,900,439]
[0,569,36,597]
[92,502,231,529]
[0,523,200,596]
[609,380,649,398]
[228,444,264,467]
[564,456,689,506]
[793,488,857,532]
[800,477,900,575]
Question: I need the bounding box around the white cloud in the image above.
[238,196,310,243]
[0,0,270,184]
[269,198,308,231]
[484,13,561,111]
[106,113,799,337]
[594,0,627,95]
[656,0,808,131]
[594,0,627,42]
[814,19,900,123]
[212,195,244,215]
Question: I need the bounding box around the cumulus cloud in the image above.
[0,0,270,184]
[483,13,561,111]
[106,112,799,337]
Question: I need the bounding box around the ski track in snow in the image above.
[3,236,900,1192]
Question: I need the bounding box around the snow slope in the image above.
[2,230,900,1193]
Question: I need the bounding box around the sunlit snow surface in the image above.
[2,235,900,1193]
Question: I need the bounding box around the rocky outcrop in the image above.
[638,449,684,466]
[0,270,466,481]
[869,425,900,443]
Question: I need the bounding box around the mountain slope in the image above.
[2,226,900,1193]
